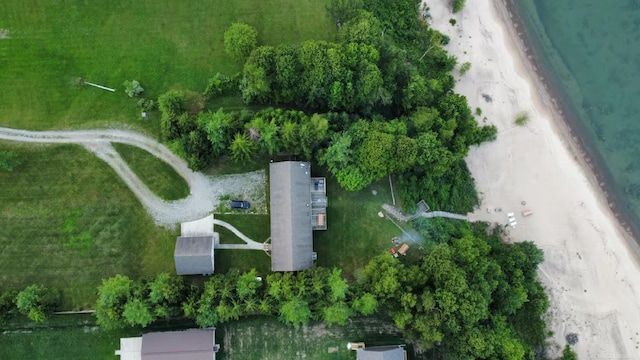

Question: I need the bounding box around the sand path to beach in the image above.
[427,0,640,357]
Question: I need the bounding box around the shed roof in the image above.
[356,346,406,360]
[141,329,216,360]
[174,236,214,275]
[269,161,313,271]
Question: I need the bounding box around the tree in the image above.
[559,345,578,360]
[158,91,185,140]
[15,285,60,323]
[229,133,257,163]
[148,273,185,318]
[352,293,378,315]
[323,302,352,326]
[236,269,261,299]
[95,275,135,329]
[123,80,144,97]
[326,0,363,24]
[327,268,348,302]
[279,297,312,328]
[198,109,232,159]
[0,151,20,171]
[224,22,259,62]
[123,298,155,327]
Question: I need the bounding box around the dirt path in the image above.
[0,127,266,227]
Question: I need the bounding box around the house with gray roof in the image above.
[269,161,327,272]
[115,329,219,360]
[356,345,407,360]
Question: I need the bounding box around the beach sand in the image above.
[426,0,640,357]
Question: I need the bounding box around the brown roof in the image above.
[141,329,216,360]
[269,161,314,271]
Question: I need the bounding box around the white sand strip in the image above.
[427,0,640,357]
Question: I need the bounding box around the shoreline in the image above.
[500,0,640,264]
[427,0,640,357]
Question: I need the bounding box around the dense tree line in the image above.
[0,284,60,324]
[92,221,551,359]
[153,2,496,213]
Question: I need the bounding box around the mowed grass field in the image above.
[112,143,190,201]
[216,316,410,360]
[0,0,334,132]
[314,174,408,277]
[0,315,410,360]
[0,142,177,309]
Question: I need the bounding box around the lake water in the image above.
[513,0,640,238]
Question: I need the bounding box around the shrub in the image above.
[459,61,471,75]
[123,80,144,97]
[515,112,530,126]
[475,107,482,116]
[137,98,156,112]
[223,22,258,62]
[0,151,20,171]
[452,0,466,13]
[15,285,60,322]
[449,18,457,26]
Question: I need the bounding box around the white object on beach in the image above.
[507,212,515,217]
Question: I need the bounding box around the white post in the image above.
[84,81,115,92]
[389,174,396,206]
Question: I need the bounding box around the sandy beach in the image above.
[426,0,640,357]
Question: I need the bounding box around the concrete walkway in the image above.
[213,219,264,250]
[382,203,468,222]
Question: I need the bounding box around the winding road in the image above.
[0,126,265,227]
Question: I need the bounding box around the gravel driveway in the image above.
[0,126,266,227]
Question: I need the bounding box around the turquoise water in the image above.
[513,0,640,236]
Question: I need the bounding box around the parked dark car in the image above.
[230,200,250,209]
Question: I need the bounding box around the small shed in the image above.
[174,236,215,275]
[357,345,407,360]
[356,345,407,360]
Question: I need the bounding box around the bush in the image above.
[0,151,20,171]
[15,285,60,322]
[123,80,144,97]
[452,0,466,13]
[137,98,156,112]
[515,112,530,126]
[459,61,471,75]
[224,22,259,62]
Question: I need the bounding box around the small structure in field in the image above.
[174,215,216,275]
[398,243,409,256]
[347,343,407,360]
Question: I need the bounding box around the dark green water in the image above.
[513,0,640,237]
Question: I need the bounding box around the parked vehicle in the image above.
[230,200,250,209]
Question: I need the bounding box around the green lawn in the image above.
[216,316,410,360]
[314,173,408,277]
[112,143,190,201]
[0,142,177,309]
[213,214,271,274]
[0,0,334,132]
[0,314,412,360]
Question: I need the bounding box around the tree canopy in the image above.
[224,22,259,62]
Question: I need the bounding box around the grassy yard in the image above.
[213,214,271,274]
[313,173,409,277]
[216,316,410,360]
[112,143,190,201]
[0,0,334,132]
[0,142,177,309]
[0,314,412,360]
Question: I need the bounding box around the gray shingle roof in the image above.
[357,346,406,360]
[141,329,215,360]
[269,161,313,272]
[174,236,214,275]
